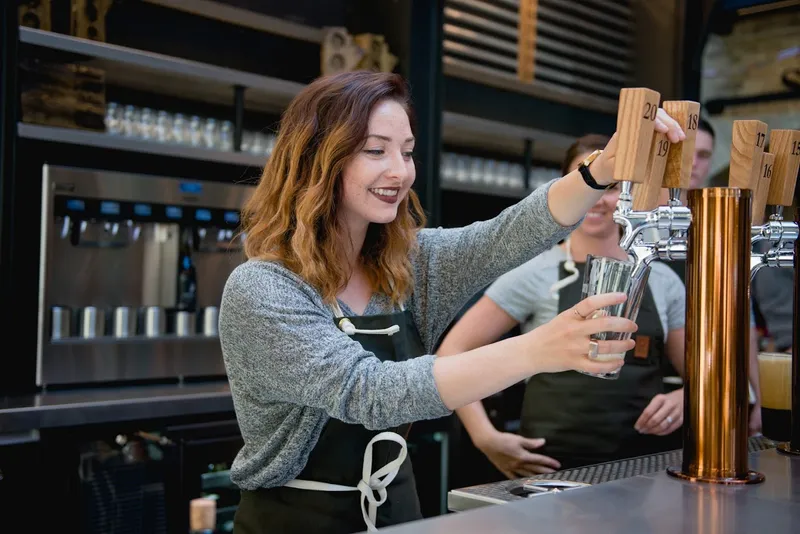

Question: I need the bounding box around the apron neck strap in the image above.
[549,237,580,298]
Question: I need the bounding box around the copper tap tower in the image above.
[670,187,762,483]
[665,120,773,484]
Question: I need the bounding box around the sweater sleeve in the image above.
[411,180,580,352]
[219,261,452,431]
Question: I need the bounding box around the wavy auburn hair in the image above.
[241,71,426,305]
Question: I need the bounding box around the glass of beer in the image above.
[580,255,646,380]
[758,351,792,442]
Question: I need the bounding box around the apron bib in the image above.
[233,305,425,533]
[520,260,671,469]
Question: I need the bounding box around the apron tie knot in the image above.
[284,431,408,532]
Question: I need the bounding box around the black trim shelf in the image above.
[18,123,267,167]
[442,111,575,162]
[19,27,305,114]
[440,180,530,199]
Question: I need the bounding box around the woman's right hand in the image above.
[527,292,638,375]
[474,430,561,479]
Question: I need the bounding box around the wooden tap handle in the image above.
[765,129,800,207]
[752,153,775,225]
[631,130,670,210]
[662,101,701,189]
[729,120,768,190]
[612,88,661,183]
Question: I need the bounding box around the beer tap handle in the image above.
[752,153,775,225]
[765,129,800,210]
[729,120,768,191]
[631,130,670,211]
[632,100,700,211]
[613,88,662,186]
[662,101,701,200]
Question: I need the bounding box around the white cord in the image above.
[549,237,579,297]
[338,318,400,336]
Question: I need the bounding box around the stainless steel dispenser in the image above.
[36,165,254,386]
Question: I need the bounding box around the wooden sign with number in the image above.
[765,129,800,207]
[662,101,701,189]
[613,88,661,184]
[752,153,775,225]
[728,120,768,190]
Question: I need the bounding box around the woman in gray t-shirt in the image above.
[437,135,690,476]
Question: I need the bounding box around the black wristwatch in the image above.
[578,149,612,190]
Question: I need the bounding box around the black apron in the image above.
[233,308,424,534]
[520,261,674,469]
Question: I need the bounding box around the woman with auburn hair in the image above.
[220,70,685,533]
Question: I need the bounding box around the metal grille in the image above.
[443,0,634,112]
[80,444,167,534]
[450,436,777,507]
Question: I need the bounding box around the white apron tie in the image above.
[284,431,408,532]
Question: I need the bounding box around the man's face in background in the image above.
[689,129,714,189]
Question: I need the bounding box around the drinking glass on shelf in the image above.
[482,159,497,186]
[171,113,187,145]
[494,161,510,187]
[240,131,254,153]
[122,105,140,138]
[188,115,203,147]
[264,133,277,157]
[469,157,483,184]
[249,132,266,156]
[219,121,234,152]
[455,155,469,182]
[508,163,524,189]
[155,110,173,143]
[579,255,641,380]
[440,152,454,182]
[202,118,219,150]
[138,107,156,140]
[105,102,124,135]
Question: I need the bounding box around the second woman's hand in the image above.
[527,292,638,376]
[474,430,561,479]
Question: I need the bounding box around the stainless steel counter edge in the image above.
[380,449,800,534]
[0,382,234,433]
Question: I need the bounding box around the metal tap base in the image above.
[666,466,765,485]
[776,442,800,456]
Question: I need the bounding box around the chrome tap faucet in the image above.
[610,94,700,275]
[748,130,800,277]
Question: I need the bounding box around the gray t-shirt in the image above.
[219,180,577,490]
[485,245,686,336]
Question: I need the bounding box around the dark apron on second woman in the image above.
[520,261,675,470]
[234,307,425,533]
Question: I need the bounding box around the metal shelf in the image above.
[19,27,305,114]
[18,123,267,167]
[442,111,575,162]
[440,180,530,199]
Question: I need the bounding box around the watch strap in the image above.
[579,161,612,190]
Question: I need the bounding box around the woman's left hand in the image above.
[590,108,687,186]
[635,389,684,436]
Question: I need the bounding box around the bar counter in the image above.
[0,381,234,433]
[383,440,800,534]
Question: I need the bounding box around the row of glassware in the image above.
[104,102,277,158]
[440,152,562,191]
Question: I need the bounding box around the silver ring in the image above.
[588,341,599,359]
[666,416,673,425]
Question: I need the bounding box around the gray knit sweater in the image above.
[219,180,576,490]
